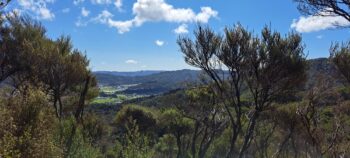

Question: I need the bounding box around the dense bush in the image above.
[0,88,61,157]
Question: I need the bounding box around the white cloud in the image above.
[74,0,85,5]
[75,19,88,27]
[125,59,138,64]
[93,10,114,24]
[89,10,132,33]
[316,35,323,39]
[18,0,31,8]
[91,0,112,4]
[94,0,218,34]
[132,0,195,25]
[81,7,90,17]
[155,40,164,46]
[62,8,70,13]
[195,7,218,23]
[17,0,55,20]
[39,7,55,20]
[108,19,134,34]
[174,24,189,34]
[115,0,122,10]
[291,13,350,33]
[132,0,217,25]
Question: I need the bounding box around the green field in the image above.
[91,85,146,105]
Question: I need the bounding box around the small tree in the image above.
[0,14,46,83]
[178,24,307,158]
[0,13,98,121]
[159,108,194,158]
[178,86,226,158]
[330,42,350,84]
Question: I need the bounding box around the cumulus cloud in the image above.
[132,0,218,25]
[195,7,218,23]
[125,59,138,64]
[174,24,189,34]
[108,19,134,34]
[291,12,350,33]
[17,0,55,20]
[81,7,90,17]
[155,40,164,46]
[93,0,218,34]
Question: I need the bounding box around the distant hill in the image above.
[306,58,346,88]
[94,69,201,95]
[94,58,348,96]
[125,58,349,107]
[94,70,164,77]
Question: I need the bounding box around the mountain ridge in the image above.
[94,58,344,95]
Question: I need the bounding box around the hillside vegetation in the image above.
[1,8,350,158]
[95,69,200,95]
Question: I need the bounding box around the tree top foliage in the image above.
[295,0,350,22]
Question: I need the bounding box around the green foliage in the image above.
[113,119,154,158]
[55,117,102,158]
[154,134,177,158]
[92,97,120,105]
[1,7,350,158]
[177,24,307,157]
[159,108,193,135]
[82,113,110,145]
[331,42,350,84]
[0,13,98,120]
[115,104,158,135]
[0,88,61,158]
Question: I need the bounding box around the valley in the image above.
[2,1,350,156]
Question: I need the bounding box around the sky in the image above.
[4,0,350,71]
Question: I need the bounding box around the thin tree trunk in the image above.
[239,110,260,158]
[191,121,200,158]
[75,75,90,121]
[58,96,63,118]
[176,133,183,158]
[53,98,60,119]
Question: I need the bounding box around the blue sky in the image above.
[5,0,350,71]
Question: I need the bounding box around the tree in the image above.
[295,0,350,22]
[115,105,158,136]
[178,86,226,158]
[0,14,46,83]
[0,87,61,158]
[0,13,97,121]
[159,108,194,158]
[114,105,156,158]
[330,42,350,84]
[294,0,350,86]
[177,24,307,158]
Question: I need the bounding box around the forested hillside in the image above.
[94,70,164,77]
[95,69,200,95]
[2,0,350,158]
